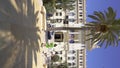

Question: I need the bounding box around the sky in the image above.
[86,0,120,68]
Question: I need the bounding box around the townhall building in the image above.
[46,0,98,68]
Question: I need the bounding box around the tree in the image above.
[56,0,75,12]
[87,7,120,48]
[48,55,60,68]
[57,62,68,68]
[43,0,56,16]
[51,54,60,62]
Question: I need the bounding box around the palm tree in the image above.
[48,7,120,48]
[87,7,120,48]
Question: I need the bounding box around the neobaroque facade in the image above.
[47,0,87,68]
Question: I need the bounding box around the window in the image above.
[80,62,83,66]
[69,50,75,54]
[60,57,62,60]
[47,31,51,39]
[80,62,83,64]
[80,50,83,54]
[80,12,82,14]
[80,52,83,54]
[82,46,85,48]
[64,16,69,24]
[54,32,63,42]
[79,0,82,2]
[60,51,62,54]
[70,34,74,38]
[79,14,82,17]
[79,2,82,4]
[80,19,83,21]
[80,56,82,58]
[72,57,75,60]
[72,50,75,53]
[80,63,83,66]
[63,19,68,24]
[70,30,75,32]
[80,57,82,60]
[60,12,62,16]
[68,63,72,66]
[68,57,70,60]
[69,12,75,16]
[59,7,62,9]
[56,19,59,22]
[56,12,58,16]
[65,16,69,19]
[79,8,83,10]
[79,6,82,8]
[80,49,83,52]
[56,19,62,23]
[69,19,75,22]
[55,52,58,54]
[59,19,62,23]
[72,63,75,65]
[69,39,75,43]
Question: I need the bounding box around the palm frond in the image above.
[108,7,116,19]
[88,15,100,22]
[94,11,106,23]
[97,38,105,47]
[85,22,97,26]
[105,7,116,24]
[86,32,93,36]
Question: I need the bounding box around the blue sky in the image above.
[86,0,120,68]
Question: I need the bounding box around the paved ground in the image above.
[0,0,47,68]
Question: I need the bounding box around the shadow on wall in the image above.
[0,0,43,68]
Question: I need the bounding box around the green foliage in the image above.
[43,0,75,14]
[49,62,68,68]
[46,43,54,48]
[87,7,120,48]
[43,0,56,14]
[57,62,68,68]
[56,0,75,11]
[51,55,60,62]
[50,64,58,68]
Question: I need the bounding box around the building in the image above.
[46,0,92,68]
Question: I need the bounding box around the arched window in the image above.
[73,63,76,66]
[56,12,58,16]
[68,63,72,66]
[72,57,75,60]
[60,12,62,16]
